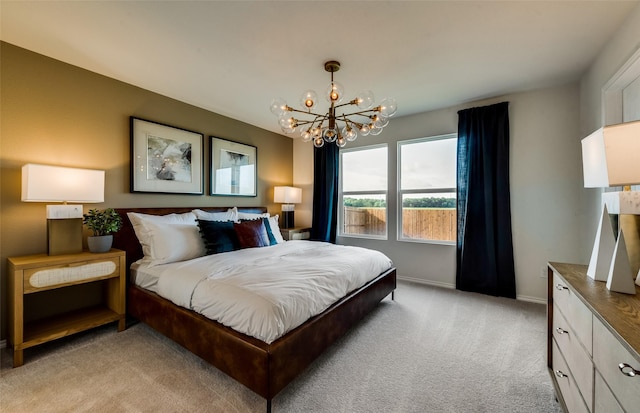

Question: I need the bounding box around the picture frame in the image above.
[130,117,204,194]
[210,137,257,197]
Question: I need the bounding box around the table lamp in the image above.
[581,120,640,293]
[22,164,105,255]
[274,186,302,229]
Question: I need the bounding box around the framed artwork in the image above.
[130,117,204,194]
[210,137,257,196]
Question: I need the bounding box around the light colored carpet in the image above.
[1,281,562,412]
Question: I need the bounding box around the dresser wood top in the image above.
[549,262,640,360]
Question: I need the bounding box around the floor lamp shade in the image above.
[22,164,105,255]
[274,186,302,229]
[581,121,640,294]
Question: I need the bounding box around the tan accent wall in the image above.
[0,42,293,339]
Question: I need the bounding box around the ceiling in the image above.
[1,1,638,136]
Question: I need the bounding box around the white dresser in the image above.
[548,262,640,412]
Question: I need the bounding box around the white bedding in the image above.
[132,241,393,343]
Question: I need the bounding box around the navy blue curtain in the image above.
[456,102,516,298]
[311,144,339,243]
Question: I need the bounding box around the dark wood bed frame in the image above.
[113,207,396,412]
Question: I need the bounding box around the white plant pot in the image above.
[87,235,113,253]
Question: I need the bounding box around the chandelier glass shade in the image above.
[270,61,397,148]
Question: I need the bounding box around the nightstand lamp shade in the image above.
[22,164,105,255]
[581,121,640,294]
[274,186,302,229]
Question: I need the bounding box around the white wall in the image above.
[581,6,640,135]
[579,5,640,263]
[624,75,640,121]
[293,3,640,303]
[295,82,584,302]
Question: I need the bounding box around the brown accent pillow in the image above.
[234,219,270,249]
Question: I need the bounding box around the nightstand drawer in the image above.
[23,257,120,293]
[8,249,126,367]
[289,231,310,240]
[281,227,311,241]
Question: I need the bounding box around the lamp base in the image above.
[587,192,640,294]
[281,211,295,229]
[47,218,83,255]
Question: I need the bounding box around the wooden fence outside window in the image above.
[343,207,456,241]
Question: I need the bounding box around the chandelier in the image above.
[270,61,397,148]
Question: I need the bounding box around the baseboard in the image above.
[397,276,455,289]
[398,276,547,304]
[515,294,547,305]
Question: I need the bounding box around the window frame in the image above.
[397,133,457,245]
[338,143,389,240]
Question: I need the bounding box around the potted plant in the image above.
[83,208,122,253]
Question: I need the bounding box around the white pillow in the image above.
[128,212,196,226]
[127,212,205,266]
[267,215,285,244]
[141,222,206,266]
[193,207,238,222]
[237,210,270,220]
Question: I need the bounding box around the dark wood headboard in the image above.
[112,206,268,275]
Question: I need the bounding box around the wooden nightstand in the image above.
[280,227,311,241]
[7,249,126,367]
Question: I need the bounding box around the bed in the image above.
[112,206,396,412]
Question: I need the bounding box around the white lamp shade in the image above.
[22,164,105,203]
[581,120,640,188]
[274,186,302,204]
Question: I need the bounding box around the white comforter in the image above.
[136,241,392,344]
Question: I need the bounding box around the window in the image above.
[398,134,457,243]
[339,144,388,238]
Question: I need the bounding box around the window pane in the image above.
[342,194,386,237]
[401,139,457,190]
[401,193,456,242]
[342,147,387,192]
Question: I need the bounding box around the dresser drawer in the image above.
[553,272,593,355]
[553,308,593,402]
[552,340,590,413]
[594,371,623,413]
[593,316,640,412]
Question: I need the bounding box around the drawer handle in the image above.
[555,284,568,291]
[555,327,569,335]
[619,363,640,377]
[555,370,568,378]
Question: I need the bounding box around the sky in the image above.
[342,137,457,193]
[401,138,457,190]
